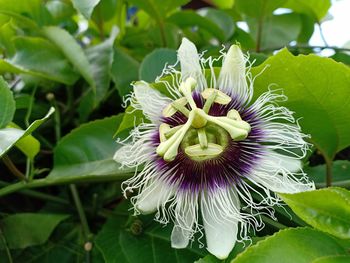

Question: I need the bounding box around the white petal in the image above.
[217,45,251,101]
[177,38,207,90]
[136,179,174,214]
[202,191,240,259]
[249,150,315,194]
[133,81,172,123]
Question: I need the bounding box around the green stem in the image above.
[0,172,133,198]
[2,155,26,181]
[0,181,68,204]
[69,184,92,263]
[325,157,333,187]
[255,1,267,52]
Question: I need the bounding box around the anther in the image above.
[162,97,189,117]
[159,123,171,142]
[201,88,232,105]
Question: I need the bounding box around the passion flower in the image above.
[114,38,314,259]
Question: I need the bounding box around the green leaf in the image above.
[198,8,235,41]
[247,13,301,50]
[128,0,190,20]
[114,106,145,138]
[47,115,133,180]
[167,10,227,42]
[305,161,350,188]
[0,213,69,249]
[111,48,140,97]
[231,228,348,263]
[95,203,205,263]
[139,48,177,82]
[210,0,235,9]
[0,0,52,26]
[77,28,118,121]
[196,238,263,263]
[0,107,54,158]
[86,27,118,102]
[0,77,15,129]
[0,20,16,57]
[7,123,40,160]
[14,222,85,263]
[236,0,287,18]
[42,26,95,89]
[251,49,350,160]
[4,37,79,85]
[331,53,350,65]
[279,188,350,239]
[71,0,100,19]
[284,0,331,22]
[312,255,350,263]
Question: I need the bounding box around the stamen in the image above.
[162,97,188,117]
[159,123,171,142]
[179,77,197,110]
[157,111,195,161]
[158,78,250,162]
[192,108,208,128]
[164,125,184,138]
[196,110,251,141]
[201,88,232,105]
[202,89,218,113]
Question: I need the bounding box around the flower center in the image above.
[156,77,251,162]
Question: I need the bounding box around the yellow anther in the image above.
[159,123,171,142]
[201,88,232,105]
[162,97,188,117]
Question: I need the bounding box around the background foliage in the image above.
[0,0,350,262]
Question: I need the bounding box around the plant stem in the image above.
[69,184,92,263]
[0,181,68,204]
[0,172,133,197]
[2,155,26,181]
[255,1,267,52]
[325,157,333,187]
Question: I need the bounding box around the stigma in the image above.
[156,77,251,162]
